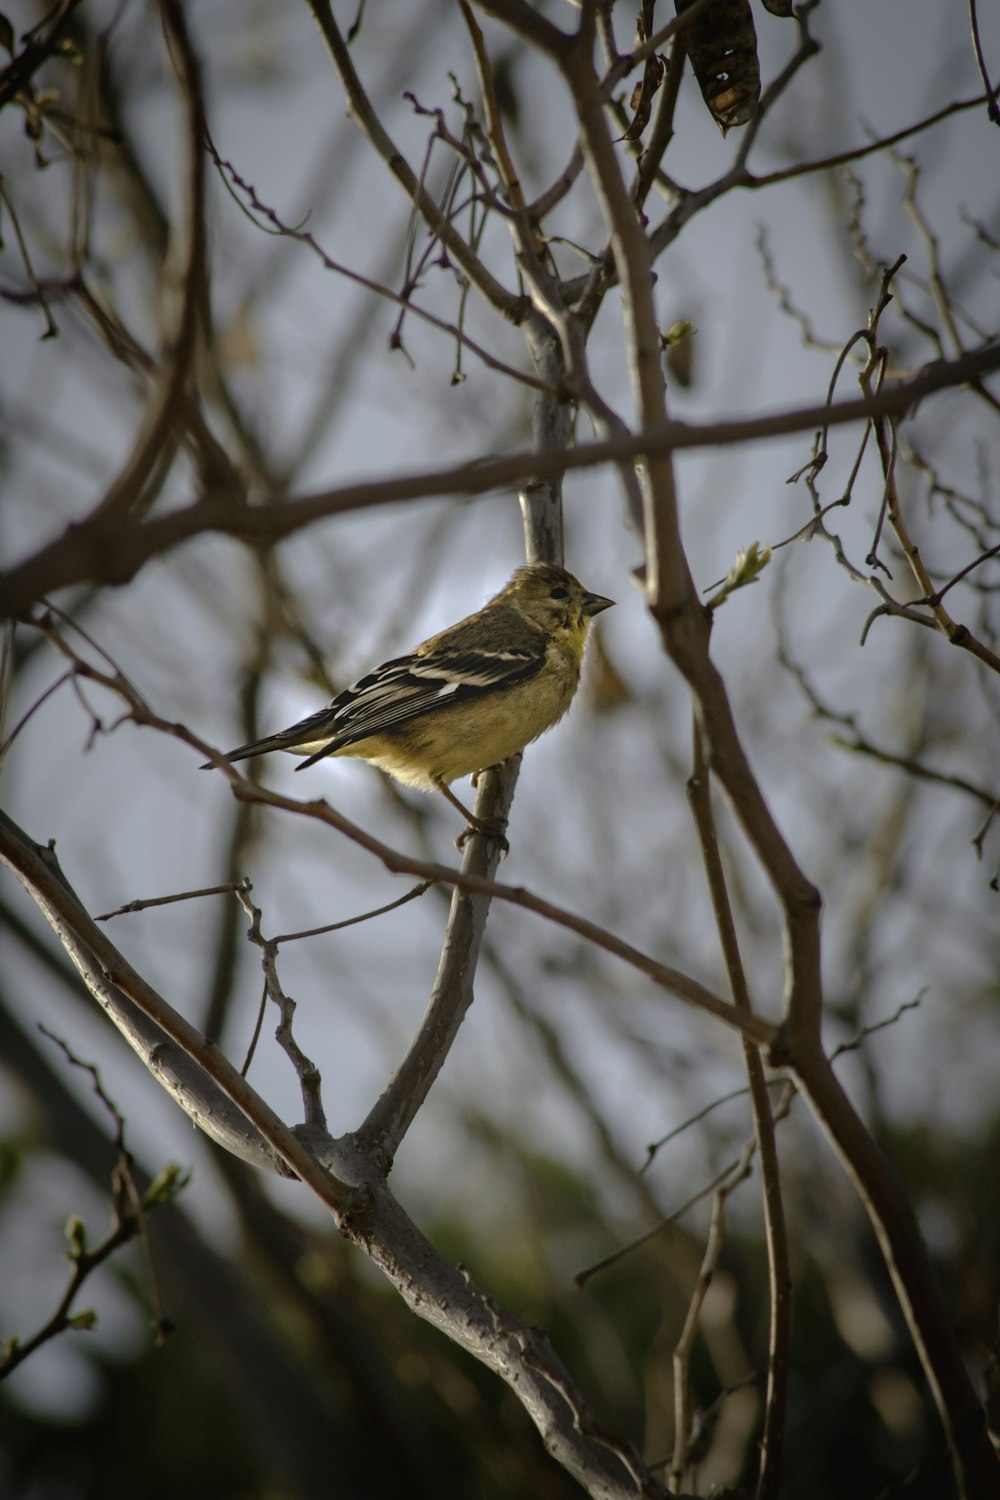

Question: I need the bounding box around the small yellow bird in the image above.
[210,562,614,836]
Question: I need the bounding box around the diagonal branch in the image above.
[0,806,674,1500]
[4,338,997,621]
[544,17,998,1498]
[687,727,789,1500]
[354,759,516,1170]
[89,0,208,525]
[304,0,521,320]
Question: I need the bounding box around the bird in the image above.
[207,562,614,842]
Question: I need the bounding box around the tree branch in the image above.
[3,339,996,619]
[0,805,677,1500]
[687,728,790,1500]
[304,0,522,319]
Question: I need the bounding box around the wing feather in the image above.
[296,645,543,767]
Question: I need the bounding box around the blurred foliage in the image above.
[4,1108,998,1497]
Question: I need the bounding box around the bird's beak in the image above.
[583,591,615,618]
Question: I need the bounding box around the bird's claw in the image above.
[456,816,509,856]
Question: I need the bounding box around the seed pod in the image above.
[675,0,760,133]
[623,50,667,141]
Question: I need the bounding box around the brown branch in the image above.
[459,1,526,216]
[0,804,671,1500]
[0,1165,141,1379]
[0,0,85,111]
[354,761,518,1170]
[216,775,778,1050]
[899,153,1000,419]
[96,882,245,921]
[632,32,685,210]
[642,1080,788,1171]
[304,0,521,320]
[235,884,327,1130]
[472,0,571,58]
[620,83,1000,285]
[577,1153,766,1288]
[272,881,434,945]
[207,141,554,396]
[88,0,208,526]
[601,43,998,1498]
[860,272,1000,676]
[968,0,1000,126]
[561,14,681,602]
[5,338,997,620]
[789,1043,996,1498]
[606,0,716,86]
[687,728,789,1500]
[669,1143,755,1490]
[779,644,998,811]
[0,179,58,338]
[745,86,1000,189]
[832,730,998,809]
[0,807,347,1188]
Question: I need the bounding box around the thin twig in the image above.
[669,1143,755,1489]
[747,87,1000,189]
[207,140,552,396]
[304,0,520,318]
[89,0,207,526]
[0,814,669,1500]
[576,1159,753,1289]
[861,283,1000,675]
[3,338,999,620]
[687,726,789,1499]
[272,881,434,944]
[0,180,58,338]
[968,0,1000,126]
[641,1078,789,1172]
[235,884,327,1130]
[0,670,73,761]
[97,882,246,921]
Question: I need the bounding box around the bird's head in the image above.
[503,563,615,637]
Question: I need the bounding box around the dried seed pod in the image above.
[675,0,761,133]
[623,50,667,141]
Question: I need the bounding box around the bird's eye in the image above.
[549,586,569,600]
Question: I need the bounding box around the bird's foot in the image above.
[434,776,509,856]
[456,814,509,856]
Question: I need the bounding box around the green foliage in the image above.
[65,1216,87,1260]
[142,1163,191,1209]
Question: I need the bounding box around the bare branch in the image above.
[272,881,434,945]
[747,86,1000,189]
[226,776,778,1049]
[687,728,789,1499]
[5,338,997,619]
[0,0,85,111]
[670,1143,755,1490]
[967,0,1000,126]
[304,0,522,319]
[236,883,327,1130]
[0,806,673,1500]
[355,760,517,1169]
[0,1166,143,1379]
[88,0,208,526]
[207,139,555,396]
[97,882,245,921]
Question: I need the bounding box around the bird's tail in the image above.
[200,728,309,769]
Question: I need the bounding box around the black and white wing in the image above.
[210,644,545,768]
[296,645,544,767]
